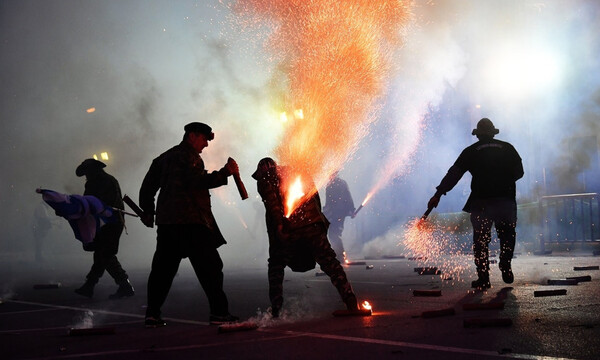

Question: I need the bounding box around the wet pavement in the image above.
[1,252,599,359]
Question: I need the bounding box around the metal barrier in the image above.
[538,193,600,252]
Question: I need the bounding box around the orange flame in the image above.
[362,301,372,311]
[285,176,305,217]
[361,191,374,207]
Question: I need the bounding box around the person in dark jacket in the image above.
[139,122,239,328]
[323,172,355,260]
[427,118,524,289]
[252,158,359,318]
[74,159,134,299]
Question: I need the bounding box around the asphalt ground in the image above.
[1,252,599,360]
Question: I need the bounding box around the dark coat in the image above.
[139,140,230,247]
[323,176,355,221]
[253,165,318,272]
[84,169,124,224]
[435,137,524,212]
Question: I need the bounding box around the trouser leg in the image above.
[267,258,285,312]
[87,223,127,283]
[470,213,493,277]
[146,227,182,318]
[495,201,517,266]
[327,222,345,260]
[189,245,229,316]
[309,227,355,303]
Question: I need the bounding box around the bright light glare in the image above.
[484,45,562,98]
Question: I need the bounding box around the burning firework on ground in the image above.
[233,0,412,215]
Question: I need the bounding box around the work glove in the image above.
[224,157,239,176]
[427,195,440,210]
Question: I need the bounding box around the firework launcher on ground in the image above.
[332,301,373,317]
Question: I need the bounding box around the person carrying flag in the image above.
[73,159,135,299]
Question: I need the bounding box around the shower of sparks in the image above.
[401,216,472,283]
[233,0,412,215]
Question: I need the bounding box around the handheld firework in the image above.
[352,192,373,218]
[229,157,248,200]
[123,195,153,227]
[352,204,363,218]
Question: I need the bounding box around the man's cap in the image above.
[76,158,106,177]
[472,118,499,136]
[184,122,214,140]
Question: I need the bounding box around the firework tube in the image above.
[123,195,152,227]
[228,157,248,200]
[352,204,364,218]
[112,208,138,218]
[233,172,248,200]
[421,206,433,220]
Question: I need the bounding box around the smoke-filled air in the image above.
[1,0,600,275]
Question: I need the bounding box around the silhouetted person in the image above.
[323,172,355,259]
[252,158,359,318]
[139,122,239,328]
[427,118,523,289]
[74,159,134,299]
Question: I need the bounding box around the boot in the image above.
[74,280,95,298]
[270,306,280,319]
[108,279,135,299]
[344,294,360,311]
[499,261,514,284]
[471,272,491,290]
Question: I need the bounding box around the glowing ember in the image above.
[362,301,372,311]
[86,107,96,113]
[285,176,305,218]
[233,0,412,206]
[343,251,348,264]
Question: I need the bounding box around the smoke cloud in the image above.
[1,1,599,274]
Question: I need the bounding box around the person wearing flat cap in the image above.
[139,122,239,328]
[427,118,524,290]
[74,158,135,300]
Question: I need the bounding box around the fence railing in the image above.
[538,193,599,252]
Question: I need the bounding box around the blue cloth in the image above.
[37,189,115,247]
